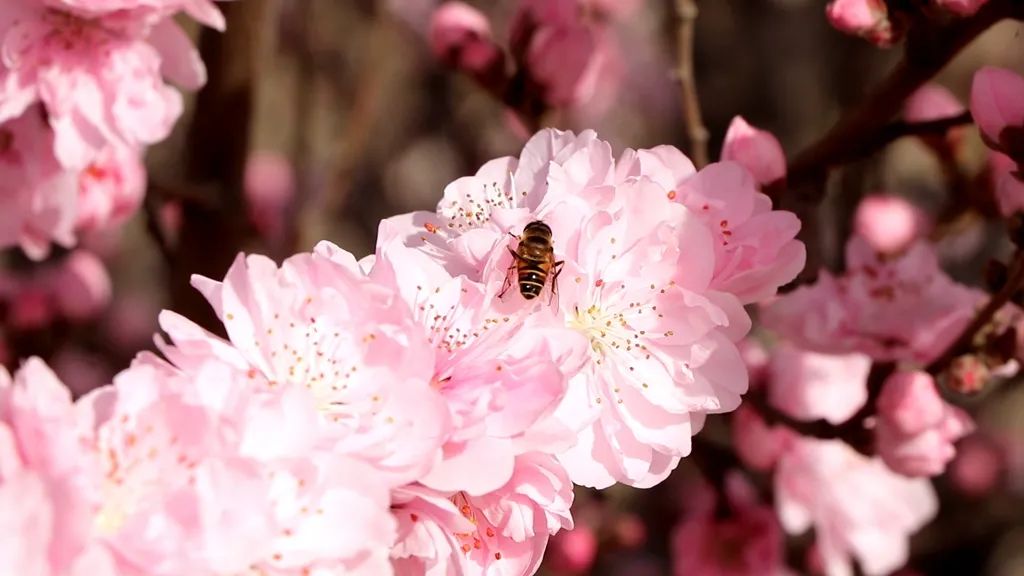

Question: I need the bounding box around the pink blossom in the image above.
[732,404,792,472]
[509,0,619,108]
[875,370,974,477]
[672,473,786,576]
[0,358,116,574]
[903,84,965,123]
[825,0,898,47]
[158,246,450,488]
[75,144,146,235]
[244,150,296,244]
[762,236,982,363]
[0,109,78,260]
[392,453,573,576]
[775,438,937,576]
[545,521,598,574]
[949,436,1004,496]
[52,250,112,321]
[768,344,871,425]
[430,2,504,85]
[990,150,1024,217]
[970,66,1024,158]
[370,239,586,495]
[379,129,796,488]
[50,348,112,397]
[853,194,928,254]
[721,116,787,188]
[934,0,989,16]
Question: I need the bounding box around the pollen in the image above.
[667,190,677,200]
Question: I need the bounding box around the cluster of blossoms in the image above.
[0,0,224,258]
[429,0,639,118]
[825,0,990,47]
[0,127,805,574]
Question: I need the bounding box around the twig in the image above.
[781,0,1022,196]
[926,249,1024,375]
[672,0,708,168]
[853,110,973,161]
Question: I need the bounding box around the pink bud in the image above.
[903,84,964,123]
[876,370,974,477]
[429,2,504,82]
[945,354,990,395]
[732,405,791,472]
[825,0,896,47]
[853,194,928,254]
[934,0,989,16]
[970,67,1024,154]
[8,289,55,331]
[545,524,597,574]
[244,151,295,243]
[949,436,1003,497]
[721,116,786,188]
[739,338,770,389]
[52,251,112,322]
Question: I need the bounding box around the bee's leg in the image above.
[499,248,521,299]
[548,260,565,306]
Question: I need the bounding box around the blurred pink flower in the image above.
[0,109,78,260]
[430,2,504,86]
[853,194,929,254]
[159,247,450,489]
[775,438,937,576]
[732,404,793,472]
[768,344,871,425]
[75,144,146,235]
[970,66,1024,159]
[825,0,897,47]
[990,150,1024,217]
[52,250,112,321]
[392,453,574,576]
[672,473,785,576]
[0,358,117,574]
[903,84,965,123]
[875,370,974,477]
[949,436,1004,497]
[721,116,787,188]
[510,0,620,109]
[762,236,982,363]
[244,150,296,244]
[50,348,112,398]
[545,521,598,574]
[935,0,989,16]
[7,288,57,330]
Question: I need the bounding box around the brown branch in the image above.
[672,0,708,168]
[781,0,1023,196]
[853,110,973,161]
[926,249,1024,375]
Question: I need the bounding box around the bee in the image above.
[499,220,564,304]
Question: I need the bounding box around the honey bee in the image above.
[499,220,563,304]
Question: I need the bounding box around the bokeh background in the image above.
[6,1,1024,574]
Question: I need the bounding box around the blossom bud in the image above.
[721,116,786,189]
[970,67,1024,159]
[244,151,295,244]
[991,151,1024,218]
[876,370,973,477]
[52,251,112,322]
[943,354,990,395]
[732,405,791,471]
[430,2,505,88]
[853,194,927,254]
[949,436,1003,497]
[825,0,898,47]
[546,522,598,574]
[935,0,989,16]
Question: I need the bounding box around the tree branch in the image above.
[672,0,708,168]
[781,0,1022,196]
[926,249,1024,375]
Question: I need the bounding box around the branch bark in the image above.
[673,0,708,168]
[781,0,1022,195]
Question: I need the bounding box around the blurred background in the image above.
[5,0,1024,574]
